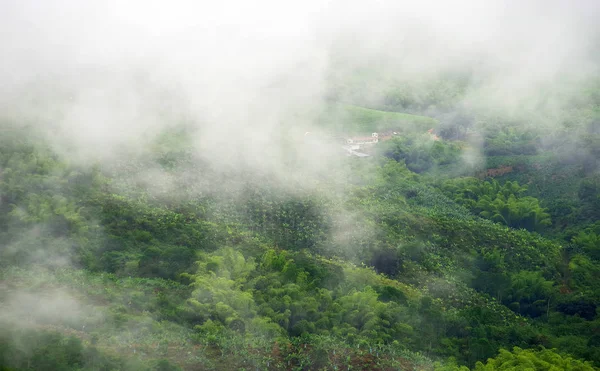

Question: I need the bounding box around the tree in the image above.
[441,179,551,231]
[504,271,555,318]
[474,347,595,370]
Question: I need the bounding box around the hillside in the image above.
[2,1,600,369]
[2,109,600,370]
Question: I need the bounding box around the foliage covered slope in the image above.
[2,117,600,371]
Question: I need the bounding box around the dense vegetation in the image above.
[1,69,599,371]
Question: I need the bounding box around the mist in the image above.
[1,1,600,369]
[1,0,598,169]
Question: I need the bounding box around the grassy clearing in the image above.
[318,104,438,134]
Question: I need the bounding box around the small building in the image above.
[346,133,379,146]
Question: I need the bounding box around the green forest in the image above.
[2,2,600,369]
[2,66,600,370]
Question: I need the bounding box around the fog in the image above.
[1,1,599,363]
[2,0,598,170]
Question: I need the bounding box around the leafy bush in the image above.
[379,136,462,173]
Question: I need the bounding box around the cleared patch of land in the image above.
[318,104,438,134]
